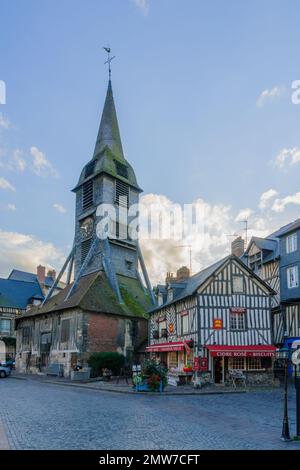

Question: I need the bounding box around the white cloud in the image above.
[0,113,10,129]
[274,147,300,169]
[6,204,16,211]
[30,146,58,177]
[0,229,65,278]
[235,208,253,222]
[259,189,278,209]
[256,86,283,107]
[0,177,15,191]
[53,203,67,214]
[132,0,149,15]
[271,192,300,213]
[12,149,26,172]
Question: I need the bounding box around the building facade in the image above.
[243,219,300,348]
[16,76,154,376]
[148,255,276,386]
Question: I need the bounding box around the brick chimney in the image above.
[176,266,190,282]
[231,236,245,258]
[47,269,56,281]
[37,265,46,284]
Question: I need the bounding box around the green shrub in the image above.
[88,352,125,377]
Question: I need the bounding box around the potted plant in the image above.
[183,364,193,373]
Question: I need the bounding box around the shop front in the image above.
[146,340,194,385]
[206,345,276,385]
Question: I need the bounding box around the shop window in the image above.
[247,357,263,370]
[228,357,246,370]
[181,314,189,334]
[230,311,246,330]
[168,352,178,369]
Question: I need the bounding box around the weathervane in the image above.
[103,47,115,80]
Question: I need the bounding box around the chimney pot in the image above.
[37,265,46,284]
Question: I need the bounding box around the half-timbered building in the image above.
[243,219,300,349]
[147,255,276,386]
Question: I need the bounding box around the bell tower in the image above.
[42,63,155,307]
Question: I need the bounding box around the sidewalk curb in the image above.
[15,377,248,396]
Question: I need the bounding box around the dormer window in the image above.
[115,160,128,179]
[286,232,297,254]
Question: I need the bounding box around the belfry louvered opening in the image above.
[115,180,129,208]
[82,180,93,210]
[81,238,92,264]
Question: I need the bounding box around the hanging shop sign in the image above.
[213,318,223,330]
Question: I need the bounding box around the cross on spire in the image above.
[103,47,115,80]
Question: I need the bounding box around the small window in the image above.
[0,319,11,334]
[232,275,244,293]
[61,319,70,343]
[158,320,167,338]
[84,161,96,178]
[115,160,128,179]
[228,357,246,370]
[125,260,133,271]
[287,265,299,289]
[286,233,297,254]
[230,310,246,330]
[22,326,31,345]
[82,180,93,210]
[181,314,189,334]
[81,238,92,263]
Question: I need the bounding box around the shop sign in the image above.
[194,357,208,372]
[169,323,174,334]
[213,351,274,357]
[230,307,246,314]
[213,318,223,330]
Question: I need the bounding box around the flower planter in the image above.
[135,379,164,393]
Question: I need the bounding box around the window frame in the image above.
[229,310,247,331]
[180,313,189,335]
[60,318,71,344]
[286,232,297,254]
[287,265,299,289]
[228,357,246,370]
[0,319,11,334]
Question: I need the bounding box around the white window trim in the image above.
[287,265,299,289]
[286,232,297,254]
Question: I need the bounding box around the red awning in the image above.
[146,341,187,353]
[206,345,276,358]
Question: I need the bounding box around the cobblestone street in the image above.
[0,377,299,450]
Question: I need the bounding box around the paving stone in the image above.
[0,378,299,450]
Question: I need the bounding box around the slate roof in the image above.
[73,80,141,192]
[8,269,37,283]
[149,255,275,313]
[8,269,65,290]
[16,271,151,322]
[0,279,44,309]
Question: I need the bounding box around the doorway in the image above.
[214,357,223,384]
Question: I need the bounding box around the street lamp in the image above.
[276,346,291,441]
[293,348,300,440]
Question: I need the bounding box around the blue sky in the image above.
[1,0,300,282]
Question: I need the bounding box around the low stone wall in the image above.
[245,371,275,387]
